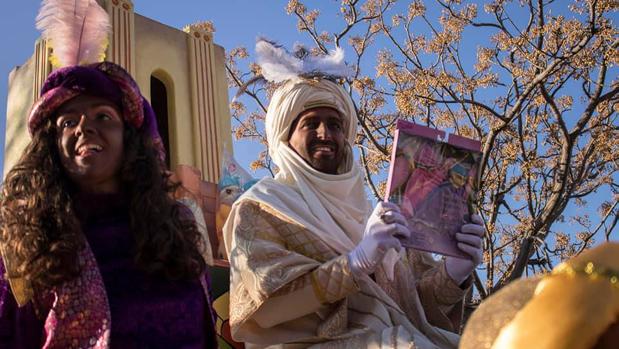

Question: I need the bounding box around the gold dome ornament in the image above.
[461,242,619,349]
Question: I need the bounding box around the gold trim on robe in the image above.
[0,244,34,307]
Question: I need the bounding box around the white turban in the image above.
[265,79,356,172]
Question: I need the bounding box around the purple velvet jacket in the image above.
[0,193,218,349]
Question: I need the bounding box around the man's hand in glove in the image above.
[445,214,485,286]
[349,202,409,275]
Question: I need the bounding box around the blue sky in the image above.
[1,1,616,247]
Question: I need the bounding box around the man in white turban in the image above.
[223,76,485,348]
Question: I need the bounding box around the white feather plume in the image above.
[255,39,352,83]
[305,47,354,78]
[255,39,303,83]
[36,0,111,67]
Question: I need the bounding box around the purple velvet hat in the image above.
[28,61,165,160]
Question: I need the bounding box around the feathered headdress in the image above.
[234,38,353,100]
[36,0,111,67]
[28,0,166,161]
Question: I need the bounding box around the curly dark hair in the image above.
[1,118,206,289]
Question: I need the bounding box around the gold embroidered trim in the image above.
[0,244,34,307]
[311,271,329,304]
[311,255,359,304]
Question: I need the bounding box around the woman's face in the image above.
[55,95,125,193]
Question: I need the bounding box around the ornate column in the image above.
[185,23,221,183]
[104,0,135,75]
[32,39,53,100]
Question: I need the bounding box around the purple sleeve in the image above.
[177,201,219,348]
[0,259,44,349]
[201,271,219,349]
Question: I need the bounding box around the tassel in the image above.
[36,0,111,67]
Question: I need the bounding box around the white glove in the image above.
[349,202,410,276]
[445,214,485,285]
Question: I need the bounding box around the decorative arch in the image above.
[150,69,175,168]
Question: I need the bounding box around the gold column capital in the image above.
[183,22,215,42]
[109,0,133,10]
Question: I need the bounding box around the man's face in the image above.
[55,95,125,193]
[288,107,347,175]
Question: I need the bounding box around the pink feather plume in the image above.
[36,0,111,67]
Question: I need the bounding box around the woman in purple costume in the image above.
[0,60,218,348]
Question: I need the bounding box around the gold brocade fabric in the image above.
[311,256,358,304]
[227,200,467,349]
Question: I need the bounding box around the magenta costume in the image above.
[0,193,217,348]
[0,61,218,348]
